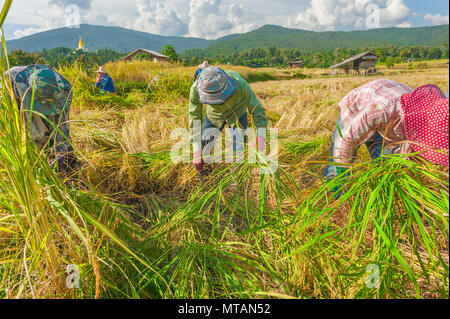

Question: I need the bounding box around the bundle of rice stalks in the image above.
[288,154,449,298]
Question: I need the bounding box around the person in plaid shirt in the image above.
[325,79,449,181]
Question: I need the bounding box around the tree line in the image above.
[7,44,449,70]
[7,47,123,68]
[182,45,449,68]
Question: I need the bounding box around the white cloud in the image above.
[49,0,92,9]
[424,13,449,26]
[187,0,255,39]
[7,0,445,40]
[131,0,188,36]
[13,3,67,38]
[288,0,413,31]
[378,0,412,27]
[90,0,256,39]
[395,21,411,28]
[11,0,96,38]
[226,3,256,34]
[8,0,257,39]
[14,27,49,38]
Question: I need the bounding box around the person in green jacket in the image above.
[189,66,268,174]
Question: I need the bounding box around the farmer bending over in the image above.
[325,79,449,182]
[189,66,268,175]
[95,66,116,95]
[4,64,78,173]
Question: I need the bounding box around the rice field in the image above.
[1,2,449,299]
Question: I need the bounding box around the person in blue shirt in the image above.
[95,66,116,95]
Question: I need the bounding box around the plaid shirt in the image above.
[333,79,414,164]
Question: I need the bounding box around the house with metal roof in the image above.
[289,59,303,68]
[329,51,379,75]
[122,48,169,63]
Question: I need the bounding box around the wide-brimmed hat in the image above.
[401,84,449,166]
[96,66,107,73]
[197,67,237,105]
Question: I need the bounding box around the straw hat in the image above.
[401,84,449,166]
[95,66,107,73]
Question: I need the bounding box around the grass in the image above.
[284,136,328,157]
[0,1,449,299]
[244,71,276,83]
[293,154,449,298]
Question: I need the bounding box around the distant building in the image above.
[76,36,87,52]
[329,51,379,75]
[122,48,169,63]
[406,58,414,63]
[289,59,303,68]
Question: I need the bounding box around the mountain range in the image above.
[190,24,449,57]
[5,24,239,53]
[6,23,449,55]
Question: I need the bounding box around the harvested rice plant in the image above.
[0,1,449,299]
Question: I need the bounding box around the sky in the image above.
[2,0,449,40]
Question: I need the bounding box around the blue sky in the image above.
[406,0,449,25]
[2,0,449,40]
[407,0,448,15]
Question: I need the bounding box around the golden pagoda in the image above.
[77,36,87,52]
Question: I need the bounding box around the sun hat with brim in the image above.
[197,66,237,105]
[96,66,107,73]
[400,84,449,166]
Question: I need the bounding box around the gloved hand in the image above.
[193,151,204,174]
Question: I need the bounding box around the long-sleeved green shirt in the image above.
[189,70,268,132]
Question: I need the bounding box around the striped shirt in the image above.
[333,79,414,164]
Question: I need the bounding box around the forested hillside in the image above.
[7,23,448,55]
[183,24,449,60]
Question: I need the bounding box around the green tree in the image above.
[8,49,45,67]
[399,48,411,61]
[135,52,154,61]
[428,47,442,60]
[267,46,277,57]
[385,57,395,68]
[161,45,179,63]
